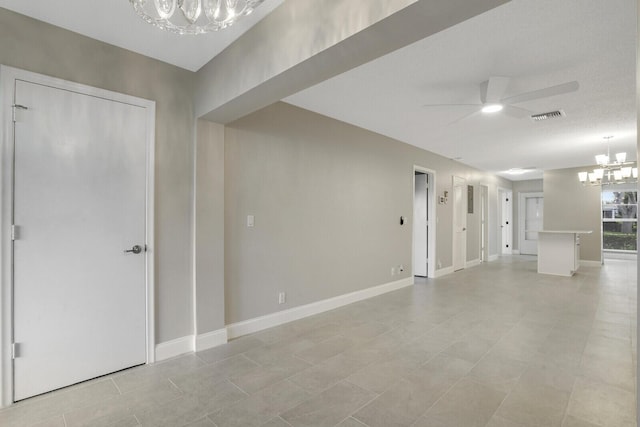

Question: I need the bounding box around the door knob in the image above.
[124,245,143,254]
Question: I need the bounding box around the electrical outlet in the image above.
[399,264,404,272]
[278,292,286,304]
[391,267,395,276]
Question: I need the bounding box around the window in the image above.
[602,187,637,252]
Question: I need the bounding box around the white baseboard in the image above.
[488,254,499,262]
[157,277,415,358]
[511,250,521,255]
[155,335,193,361]
[434,266,454,278]
[156,328,229,361]
[465,259,481,268]
[227,277,414,339]
[580,260,603,267]
[195,328,228,352]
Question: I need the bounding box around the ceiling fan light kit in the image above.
[130,0,265,34]
[481,104,503,113]
[423,77,579,124]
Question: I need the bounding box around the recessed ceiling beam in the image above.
[195,0,510,123]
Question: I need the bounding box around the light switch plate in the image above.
[247,215,255,227]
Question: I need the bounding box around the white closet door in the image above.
[13,80,147,400]
[453,178,467,271]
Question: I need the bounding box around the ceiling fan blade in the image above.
[502,81,579,105]
[448,109,482,125]
[502,105,533,119]
[482,76,510,104]
[422,103,481,108]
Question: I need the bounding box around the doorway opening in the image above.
[519,192,543,255]
[413,167,435,278]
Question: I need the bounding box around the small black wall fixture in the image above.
[400,216,406,225]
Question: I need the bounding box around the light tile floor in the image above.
[1,256,636,427]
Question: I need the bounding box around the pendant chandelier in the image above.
[578,136,637,186]
[130,0,265,35]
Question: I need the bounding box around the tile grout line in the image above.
[224,378,251,397]
[434,316,525,427]
[342,388,383,427]
[410,339,501,427]
[110,377,124,395]
[275,415,294,427]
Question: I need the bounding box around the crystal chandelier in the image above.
[130,0,266,35]
[578,136,637,186]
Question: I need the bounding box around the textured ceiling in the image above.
[285,0,637,180]
[1,0,635,181]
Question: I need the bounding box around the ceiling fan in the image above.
[423,76,579,124]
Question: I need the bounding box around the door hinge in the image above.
[11,343,20,359]
[12,104,28,122]
[11,225,18,241]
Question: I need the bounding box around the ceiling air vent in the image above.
[530,110,565,122]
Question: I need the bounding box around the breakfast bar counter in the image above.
[537,230,592,277]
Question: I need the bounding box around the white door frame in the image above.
[498,187,513,255]
[518,192,543,255]
[0,65,156,407]
[479,185,489,262]
[452,176,467,271]
[412,166,436,278]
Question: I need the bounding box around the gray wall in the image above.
[195,120,225,334]
[223,102,511,324]
[0,8,196,343]
[0,5,515,340]
[543,168,601,262]
[512,179,543,251]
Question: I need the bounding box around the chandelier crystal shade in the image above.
[130,0,265,35]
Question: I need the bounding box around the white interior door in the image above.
[13,80,148,400]
[519,192,544,255]
[500,190,512,254]
[453,177,467,271]
[413,173,428,276]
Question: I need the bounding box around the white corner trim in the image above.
[465,259,481,268]
[155,336,193,362]
[488,254,499,262]
[434,266,454,278]
[580,260,603,267]
[195,328,228,352]
[511,250,521,255]
[227,277,414,339]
